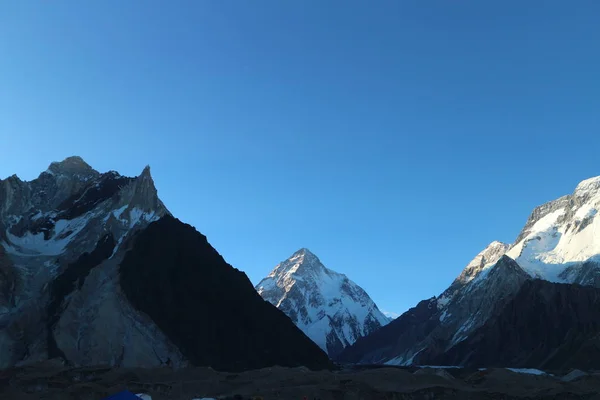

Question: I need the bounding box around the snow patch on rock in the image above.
[506,368,548,376]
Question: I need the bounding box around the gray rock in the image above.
[0,157,176,368]
[561,369,588,382]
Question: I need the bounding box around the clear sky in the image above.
[1,1,599,316]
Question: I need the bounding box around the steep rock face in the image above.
[433,256,530,347]
[256,248,389,358]
[338,255,529,366]
[0,244,17,317]
[0,159,166,261]
[0,156,98,219]
[120,219,332,372]
[435,279,600,370]
[337,297,438,364]
[0,157,331,371]
[0,157,174,368]
[437,241,509,308]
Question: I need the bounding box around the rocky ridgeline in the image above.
[0,157,331,372]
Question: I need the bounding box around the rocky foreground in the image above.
[2,361,600,400]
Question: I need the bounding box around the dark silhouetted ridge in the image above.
[119,216,332,372]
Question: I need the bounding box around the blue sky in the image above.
[1,1,599,315]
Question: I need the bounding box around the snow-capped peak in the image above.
[291,247,321,263]
[574,175,600,196]
[461,241,510,282]
[503,175,600,284]
[437,240,509,309]
[267,247,322,279]
[282,247,319,267]
[256,249,390,357]
[0,158,167,260]
[338,174,600,368]
[431,174,600,362]
[445,174,600,291]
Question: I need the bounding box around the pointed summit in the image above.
[256,249,390,357]
[296,247,314,254]
[289,247,318,261]
[290,247,319,263]
[437,240,509,308]
[269,247,325,279]
[125,164,168,214]
[457,241,510,283]
[140,165,152,180]
[492,255,528,276]
[46,156,97,176]
[135,165,158,199]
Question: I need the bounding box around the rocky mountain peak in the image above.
[462,241,510,279]
[294,247,315,257]
[125,165,166,214]
[437,240,510,309]
[338,171,600,371]
[257,249,390,357]
[5,174,20,182]
[0,159,172,367]
[513,175,600,247]
[0,160,333,372]
[504,174,600,284]
[290,247,319,264]
[267,247,324,280]
[495,255,523,272]
[488,240,508,248]
[140,165,152,179]
[0,158,169,262]
[45,156,98,179]
[575,175,600,196]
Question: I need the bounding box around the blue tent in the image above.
[102,391,142,400]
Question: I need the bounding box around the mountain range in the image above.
[338,175,600,370]
[0,157,330,371]
[3,156,600,373]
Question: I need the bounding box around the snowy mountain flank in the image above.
[505,176,600,284]
[256,248,390,357]
[339,175,600,370]
[0,157,331,371]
